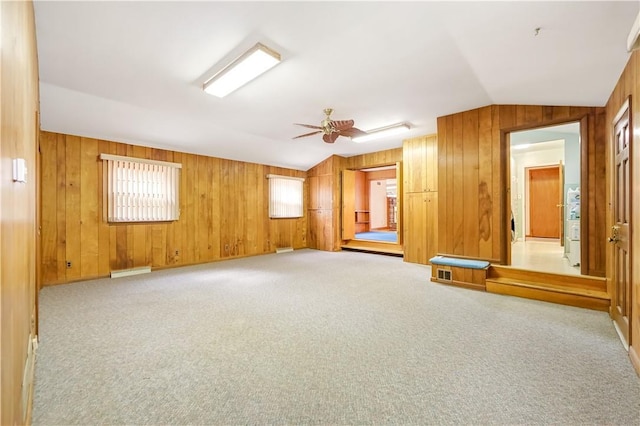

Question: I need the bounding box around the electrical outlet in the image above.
[66,261,72,268]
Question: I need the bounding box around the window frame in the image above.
[100,153,182,223]
[266,174,305,219]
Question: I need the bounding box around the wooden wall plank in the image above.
[462,109,480,258]
[55,135,67,281]
[41,132,58,284]
[65,135,81,280]
[445,116,454,255]
[437,117,449,254]
[490,106,502,260]
[346,148,402,170]
[452,113,464,255]
[183,153,197,263]
[478,106,493,259]
[79,138,99,277]
[96,140,112,276]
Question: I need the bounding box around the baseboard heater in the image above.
[275,247,294,254]
[110,266,151,278]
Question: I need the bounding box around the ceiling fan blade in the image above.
[293,130,323,139]
[323,132,340,144]
[294,123,323,130]
[330,119,355,131]
[339,127,368,138]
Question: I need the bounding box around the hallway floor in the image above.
[510,238,581,275]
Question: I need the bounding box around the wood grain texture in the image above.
[402,134,438,265]
[403,134,437,192]
[1,1,39,423]
[403,192,438,264]
[346,148,402,170]
[605,49,639,376]
[306,156,338,251]
[40,132,307,284]
[437,104,607,269]
[430,264,487,291]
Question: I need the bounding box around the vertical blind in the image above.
[267,174,304,218]
[100,154,182,222]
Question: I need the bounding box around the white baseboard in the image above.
[22,334,37,422]
[110,266,151,278]
[275,247,294,254]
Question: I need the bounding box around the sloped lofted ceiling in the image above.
[34,1,638,171]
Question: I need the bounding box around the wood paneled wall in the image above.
[606,49,640,375]
[1,1,39,424]
[345,148,402,170]
[437,104,607,276]
[40,132,307,285]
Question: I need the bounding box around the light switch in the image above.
[12,158,27,183]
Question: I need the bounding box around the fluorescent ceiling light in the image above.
[352,123,411,143]
[203,42,281,98]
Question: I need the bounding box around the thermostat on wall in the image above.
[12,158,27,183]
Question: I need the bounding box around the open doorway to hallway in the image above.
[341,164,403,256]
[349,165,398,243]
[509,122,581,275]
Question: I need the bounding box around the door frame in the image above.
[502,117,588,274]
[341,163,403,251]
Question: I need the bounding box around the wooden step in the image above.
[341,240,403,256]
[488,265,607,292]
[486,266,609,311]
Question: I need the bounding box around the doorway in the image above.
[341,164,403,254]
[509,122,581,275]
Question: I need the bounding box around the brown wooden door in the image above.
[611,99,631,347]
[341,170,355,240]
[528,166,560,238]
[396,161,403,245]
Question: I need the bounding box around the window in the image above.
[267,174,304,218]
[100,154,181,222]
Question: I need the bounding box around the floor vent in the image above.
[437,269,452,281]
[110,266,151,279]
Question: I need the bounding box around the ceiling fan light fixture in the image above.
[352,122,411,143]
[203,42,281,98]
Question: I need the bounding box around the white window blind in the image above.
[267,174,304,218]
[100,154,181,222]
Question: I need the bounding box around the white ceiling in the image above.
[34,1,638,171]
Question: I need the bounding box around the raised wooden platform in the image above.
[341,240,403,256]
[486,266,609,311]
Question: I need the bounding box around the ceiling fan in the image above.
[293,108,367,143]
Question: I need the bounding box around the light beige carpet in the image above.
[33,249,640,425]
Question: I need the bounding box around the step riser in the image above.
[486,280,610,311]
[488,266,606,293]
